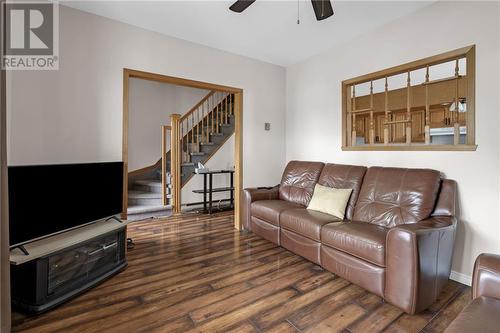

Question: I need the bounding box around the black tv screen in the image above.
[8,162,123,247]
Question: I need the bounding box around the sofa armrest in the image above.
[386,216,457,314]
[472,253,500,300]
[242,186,279,230]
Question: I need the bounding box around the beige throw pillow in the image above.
[307,184,352,220]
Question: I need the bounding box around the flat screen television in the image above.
[8,162,124,247]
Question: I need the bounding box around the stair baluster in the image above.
[211,95,215,135]
[369,81,375,145]
[351,85,357,146]
[180,120,184,163]
[453,59,460,145]
[217,95,220,133]
[406,71,412,144]
[206,100,209,142]
[424,66,430,144]
[384,77,389,145]
[196,107,199,150]
[186,120,189,161]
[201,103,205,145]
[191,112,195,158]
[225,95,229,124]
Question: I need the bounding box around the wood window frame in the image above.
[341,45,477,151]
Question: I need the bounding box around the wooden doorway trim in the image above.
[122,68,244,230]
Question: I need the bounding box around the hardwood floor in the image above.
[12,211,469,333]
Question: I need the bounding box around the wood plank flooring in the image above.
[12,212,470,333]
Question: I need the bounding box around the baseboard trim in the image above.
[450,270,472,286]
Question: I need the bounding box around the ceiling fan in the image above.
[229,0,334,21]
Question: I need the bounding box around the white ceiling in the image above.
[63,1,434,67]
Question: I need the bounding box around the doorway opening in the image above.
[122,69,243,229]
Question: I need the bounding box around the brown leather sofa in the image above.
[243,160,458,314]
[445,254,500,333]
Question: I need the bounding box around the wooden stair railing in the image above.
[179,91,233,163]
[169,91,234,213]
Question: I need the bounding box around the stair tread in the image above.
[181,162,195,167]
[200,142,215,146]
[127,204,172,214]
[128,191,162,199]
[135,179,162,186]
[190,152,206,156]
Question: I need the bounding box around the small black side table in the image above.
[192,170,234,214]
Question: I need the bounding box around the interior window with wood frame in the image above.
[342,45,476,151]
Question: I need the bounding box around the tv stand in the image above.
[103,216,135,249]
[10,218,129,313]
[106,215,123,223]
[12,245,29,256]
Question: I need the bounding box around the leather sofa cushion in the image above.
[280,208,341,241]
[250,217,280,245]
[251,200,302,226]
[321,245,385,297]
[279,161,324,207]
[321,221,388,266]
[281,228,322,264]
[353,167,441,227]
[444,297,500,333]
[318,163,367,220]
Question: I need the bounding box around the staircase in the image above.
[179,115,235,184]
[127,92,235,220]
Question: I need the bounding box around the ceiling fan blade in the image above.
[311,0,334,21]
[229,0,256,13]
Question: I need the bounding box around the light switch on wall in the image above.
[264,123,271,131]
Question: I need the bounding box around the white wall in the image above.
[286,1,500,281]
[128,78,208,171]
[6,5,286,190]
